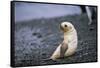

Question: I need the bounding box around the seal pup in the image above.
[50,22,78,60]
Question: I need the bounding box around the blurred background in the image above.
[15,2,82,22]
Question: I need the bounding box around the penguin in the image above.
[50,22,78,60]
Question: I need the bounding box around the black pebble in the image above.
[32,33,37,35]
[32,32,42,38]
[31,43,36,45]
[37,34,42,38]
[42,53,46,55]
[89,27,94,31]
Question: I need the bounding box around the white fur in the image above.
[50,22,78,60]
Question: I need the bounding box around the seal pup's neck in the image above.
[63,28,75,41]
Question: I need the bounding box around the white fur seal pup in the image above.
[50,22,78,60]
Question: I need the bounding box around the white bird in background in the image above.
[50,22,78,60]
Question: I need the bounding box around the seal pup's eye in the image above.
[64,24,67,27]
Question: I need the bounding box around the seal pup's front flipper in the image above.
[60,42,68,58]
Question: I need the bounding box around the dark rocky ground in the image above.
[14,14,97,67]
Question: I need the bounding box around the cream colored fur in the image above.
[50,22,78,60]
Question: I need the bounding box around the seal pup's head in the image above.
[60,22,74,32]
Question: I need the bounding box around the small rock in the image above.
[84,42,88,45]
[37,34,42,38]
[42,53,46,56]
[89,27,94,31]
[32,32,42,38]
[30,43,37,45]
[80,41,84,45]
[32,33,37,35]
